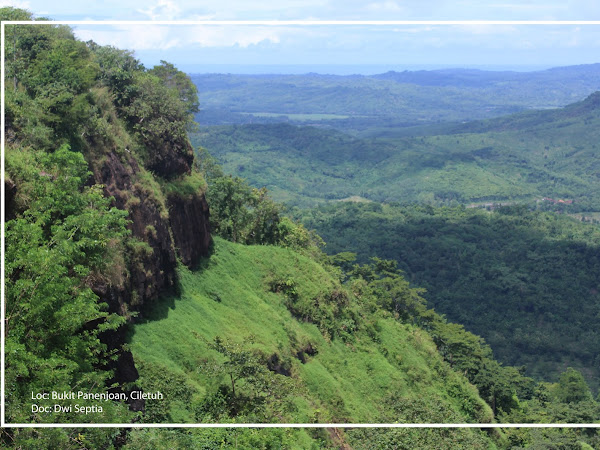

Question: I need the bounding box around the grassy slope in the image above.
[128,238,494,445]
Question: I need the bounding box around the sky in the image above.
[2,0,600,74]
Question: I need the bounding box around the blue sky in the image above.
[2,0,600,73]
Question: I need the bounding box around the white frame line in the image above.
[2,18,599,429]
[4,20,600,25]
[4,423,600,428]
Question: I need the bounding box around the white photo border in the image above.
[2,19,600,428]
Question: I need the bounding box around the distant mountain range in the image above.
[192,63,600,129]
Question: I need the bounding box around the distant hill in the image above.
[372,64,600,88]
[450,90,600,133]
[192,64,600,130]
[192,91,600,210]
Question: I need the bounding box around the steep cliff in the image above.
[2,13,212,425]
[88,136,211,316]
[79,67,213,399]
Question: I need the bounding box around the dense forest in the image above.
[300,203,600,390]
[3,7,600,449]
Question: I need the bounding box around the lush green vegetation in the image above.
[124,164,600,446]
[129,238,491,426]
[5,6,600,448]
[192,91,600,210]
[126,235,600,447]
[5,144,135,446]
[191,123,400,207]
[2,7,202,447]
[301,202,600,392]
[2,9,139,443]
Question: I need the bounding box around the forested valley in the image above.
[2,7,600,449]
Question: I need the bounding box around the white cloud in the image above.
[488,3,564,9]
[183,26,281,48]
[454,24,519,35]
[75,25,180,51]
[74,24,284,51]
[0,0,30,9]
[19,0,600,67]
[137,0,181,20]
[392,26,436,33]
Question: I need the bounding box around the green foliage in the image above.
[347,426,494,449]
[4,19,98,149]
[26,39,96,94]
[121,72,190,157]
[330,254,600,447]
[149,60,199,116]
[124,427,315,449]
[352,257,428,322]
[207,175,280,244]
[303,202,600,392]
[162,170,207,199]
[204,336,274,399]
[500,369,600,448]
[130,238,493,438]
[275,216,325,253]
[553,368,594,404]
[2,10,200,445]
[333,254,527,418]
[4,144,132,436]
[87,41,144,106]
[201,161,322,252]
[197,336,298,421]
[190,123,396,208]
[4,19,198,178]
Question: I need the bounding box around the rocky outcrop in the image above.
[145,137,195,179]
[91,149,212,311]
[91,152,177,313]
[168,192,211,267]
[5,178,17,221]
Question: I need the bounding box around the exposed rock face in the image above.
[91,149,212,310]
[168,192,211,267]
[145,137,195,179]
[5,178,17,221]
[126,186,177,304]
[91,152,177,313]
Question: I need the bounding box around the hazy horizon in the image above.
[181,62,589,76]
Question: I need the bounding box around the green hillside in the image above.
[4,7,600,449]
[127,238,495,446]
[128,236,600,447]
[192,90,600,210]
